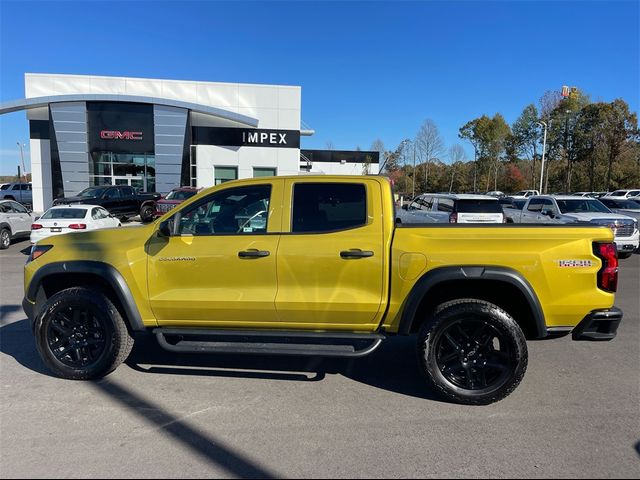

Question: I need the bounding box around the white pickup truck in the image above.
[518,195,639,258]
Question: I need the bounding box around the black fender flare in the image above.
[398,266,547,338]
[27,261,145,332]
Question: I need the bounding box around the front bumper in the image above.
[572,307,622,341]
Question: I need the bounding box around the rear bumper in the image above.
[572,307,622,341]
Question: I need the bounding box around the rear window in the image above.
[41,208,88,219]
[292,183,366,233]
[455,199,503,214]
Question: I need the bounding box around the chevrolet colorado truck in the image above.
[23,176,623,405]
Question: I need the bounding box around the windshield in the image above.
[77,187,107,197]
[455,200,503,214]
[556,199,611,214]
[165,190,197,201]
[0,184,10,190]
[41,208,88,219]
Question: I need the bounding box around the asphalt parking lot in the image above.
[1,238,638,479]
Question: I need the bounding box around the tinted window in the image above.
[78,187,107,197]
[292,183,366,233]
[437,198,454,212]
[121,186,135,197]
[409,196,433,211]
[527,199,544,212]
[603,199,639,209]
[0,203,11,213]
[41,208,88,219]
[556,199,611,214]
[455,199,502,213]
[12,185,19,190]
[0,184,9,190]
[103,188,120,200]
[177,185,270,236]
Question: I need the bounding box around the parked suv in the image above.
[0,199,33,249]
[397,193,505,223]
[154,187,201,218]
[0,182,32,205]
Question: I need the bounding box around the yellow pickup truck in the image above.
[23,176,623,405]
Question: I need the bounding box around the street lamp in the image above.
[16,141,27,181]
[536,121,548,194]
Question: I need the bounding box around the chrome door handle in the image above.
[238,249,270,258]
[340,249,374,259]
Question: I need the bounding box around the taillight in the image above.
[68,224,87,230]
[31,224,43,230]
[593,242,618,292]
[449,212,458,223]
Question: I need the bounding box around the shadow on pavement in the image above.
[635,441,640,457]
[127,334,444,402]
[90,379,279,479]
[0,317,49,375]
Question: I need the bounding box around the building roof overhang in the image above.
[0,94,259,127]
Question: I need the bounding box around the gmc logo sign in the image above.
[100,130,143,140]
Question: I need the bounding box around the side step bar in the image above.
[153,328,385,358]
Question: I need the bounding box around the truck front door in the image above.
[275,180,385,330]
[147,181,282,326]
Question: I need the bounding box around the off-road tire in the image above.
[417,298,528,405]
[34,287,134,380]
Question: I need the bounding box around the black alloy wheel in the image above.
[46,305,109,369]
[34,287,134,380]
[418,299,528,405]
[432,318,513,392]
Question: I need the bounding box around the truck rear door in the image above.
[275,179,386,330]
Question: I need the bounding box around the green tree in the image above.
[511,104,540,189]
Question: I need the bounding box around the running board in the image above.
[153,328,385,358]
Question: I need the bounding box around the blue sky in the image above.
[0,0,638,175]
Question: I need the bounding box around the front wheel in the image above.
[417,299,528,405]
[139,205,155,223]
[34,287,134,380]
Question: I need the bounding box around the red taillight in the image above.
[594,242,618,292]
[449,212,458,223]
[31,224,42,230]
[68,224,87,230]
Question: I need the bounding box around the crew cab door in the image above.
[147,181,283,326]
[101,188,122,215]
[275,180,385,330]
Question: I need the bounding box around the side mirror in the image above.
[34,216,40,221]
[401,204,408,210]
[541,209,555,218]
[158,219,173,237]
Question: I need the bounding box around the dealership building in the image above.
[0,73,379,211]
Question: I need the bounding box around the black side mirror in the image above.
[541,209,555,218]
[158,219,173,237]
[402,204,408,210]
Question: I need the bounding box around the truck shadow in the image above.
[126,334,445,402]
[0,318,444,402]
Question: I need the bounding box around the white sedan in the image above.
[30,205,121,243]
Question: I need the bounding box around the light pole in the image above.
[16,142,27,181]
[536,121,548,194]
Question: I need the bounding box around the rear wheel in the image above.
[34,287,134,380]
[417,299,528,405]
[0,228,10,249]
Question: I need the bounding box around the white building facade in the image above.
[0,73,379,211]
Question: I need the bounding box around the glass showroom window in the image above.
[214,167,238,185]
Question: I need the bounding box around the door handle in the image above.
[340,249,374,259]
[238,249,270,258]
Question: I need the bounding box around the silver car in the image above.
[0,200,33,249]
